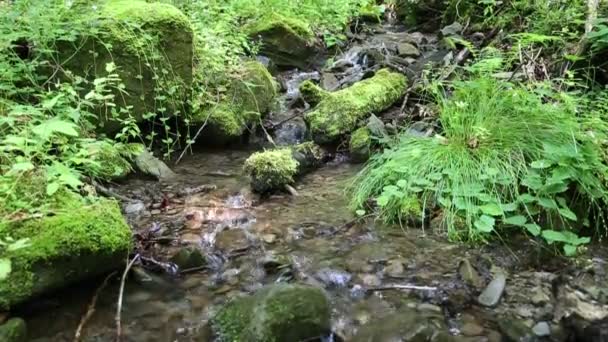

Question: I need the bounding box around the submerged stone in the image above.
[0,196,132,309]
[192,61,277,142]
[245,13,318,69]
[302,69,407,144]
[60,0,193,133]
[352,308,448,342]
[212,283,331,342]
[0,318,26,342]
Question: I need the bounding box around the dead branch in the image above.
[115,254,140,342]
[74,271,117,342]
[366,284,438,292]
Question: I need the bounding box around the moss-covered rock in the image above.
[0,196,132,309]
[192,61,277,141]
[394,0,448,31]
[244,142,326,193]
[303,69,407,144]
[349,127,372,163]
[245,13,318,69]
[60,0,193,133]
[0,318,27,342]
[212,283,331,342]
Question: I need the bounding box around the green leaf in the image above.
[541,230,569,243]
[7,238,30,252]
[517,194,536,204]
[356,210,366,217]
[563,244,577,256]
[9,162,34,174]
[558,207,578,221]
[524,223,541,236]
[376,195,389,207]
[504,215,527,226]
[537,197,558,209]
[474,215,495,233]
[46,182,60,196]
[396,179,408,189]
[0,259,11,281]
[480,203,503,216]
[32,118,79,139]
[531,159,553,169]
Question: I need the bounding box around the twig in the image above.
[93,181,133,203]
[284,184,299,196]
[116,254,140,342]
[176,110,212,165]
[366,284,438,292]
[74,271,117,342]
[180,265,210,274]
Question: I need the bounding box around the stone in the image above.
[61,0,193,133]
[169,247,206,270]
[274,118,308,146]
[461,322,484,336]
[0,318,26,342]
[384,260,405,278]
[532,322,550,337]
[134,147,176,180]
[0,196,132,309]
[360,274,382,287]
[458,259,484,289]
[441,22,464,37]
[316,268,352,287]
[124,200,146,217]
[498,317,537,342]
[302,69,407,144]
[215,229,250,254]
[478,273,507,307]
[530,286,551,306]
[321,72,340,91]
[262,234,277,244]
[349,127,372,163]
[397,43,421,57]
[212,283,331,342]
[352,308,448,342]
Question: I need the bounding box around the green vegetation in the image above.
[244,148,299,193]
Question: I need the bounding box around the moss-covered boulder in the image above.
[394,0,448,31]
[60,0,193,133]
[0,197,132,309]
[349,127,372,163]
[0,318,27,342]
[244,142,326,193]
[245,13,318,69]
[212,283,331,342]
[302,69,407,144]
[192,61,277,142]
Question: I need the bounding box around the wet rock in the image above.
[124,200,146,217]
[321,72,340,91]
[212,283,330,342]
[170,247,206,270]
[440,22,464,38]
[532,322,550,337]
[397,42,421,57]
[461,322,484,337]
[215,229,250,254]
[554,283,608,322]
[478,273,506,307]
[134,148,177,180]
[458,259,484,289]
[498,317,537,342]
[352,308,448,342]
[0,318,26,342]
[359,274,382,287]
[349,127,372,163]
[316,268,352,288]
[384,260,405,278]
[366,114,388,138]
[260,253,291,275]
[261,233,277,244]
[274,118,308,146]
[530,286,551,306]
[302,69,407,144]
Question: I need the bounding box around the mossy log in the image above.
[301,69,407,144]
[212,283,331,342]
[243,142,326,193]
[0,196,132,309]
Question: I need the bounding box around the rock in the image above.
[321,72,340,91]
[478,273,507,307]
[302,69,407,144]
[134,147,176,180]
[212,283,330,342]
[61,0,193,133]
[0,196,132,309]
[397,43,421,57]
[215,229,250,254]
[0,318,26,342]
[244,142,327,193]
[384,260,405,278]
[274,118,308,146]
[498,317,537,342]
[170,247,206,270]
[532,322,550,337]
[192,61,277,141]
[360,274,382,287]
[349,127,372,163]
[245,13,319,69]
[530,286,551,306]
[458,259,484,289]
[366,114,388,138]
[262,234,277,244]
[316,268,352,287]
[555,283,608,322]
[461,322,484,336]
[394,0,447,31]
[352,308,448,342]
[441,22,464,37]
[124,200,146,217]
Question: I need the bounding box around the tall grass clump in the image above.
[351,77,608,254]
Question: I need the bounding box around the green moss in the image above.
[0,195,132,309]
[82,140,140,180]
[244,13,315,44]
[304,69,407,144]
[299,80,329,106]
[194,61,277,139]
[0,318,27,342]
[213,284,330,342]
[349,127,372,163]
[243,149,299,193]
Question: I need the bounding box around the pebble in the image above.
[151,209,161,215]
[417,303,442,313]
[461,322,485,336]
[124,200,146,216]
[478,273,506,307]
[532,321,551,337]
[383,260,405,278]
[360,274,381,287]
[262,234,277,244]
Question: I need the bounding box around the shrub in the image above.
[351,77,607,254]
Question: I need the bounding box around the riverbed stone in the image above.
[215,229,251,254]
[397,42,421,57]
[352,308,448,342]
[302,69,407,144]
[61,0,193,133]
[0,195,132,309]
[478,273,507,307]
[212,283,331,342]
[532,321,550,337]
[349,127,372,163]
[458,259,484,289]
[134,146,176,180]
[498,317,537,342]
[0,318,26,342]
[170,247,206,270]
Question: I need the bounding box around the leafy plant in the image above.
[0,236,30,281]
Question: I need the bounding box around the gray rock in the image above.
[0,318,26,342]
[498,317,537,342]
[478,273,507,307]
[441,22,464,37]
[397,42,421,57]
[134,148,176,180]
[274,118,308,146]
[169,247,206,270]
[316,267,352,287]
[366,114,388,138]
[124,200,146,217]
[352,308,448,342]
[321,72,340,91]
[532,322,551,337]
[458,259,484,289]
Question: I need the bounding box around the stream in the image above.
[16,22,608,342]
